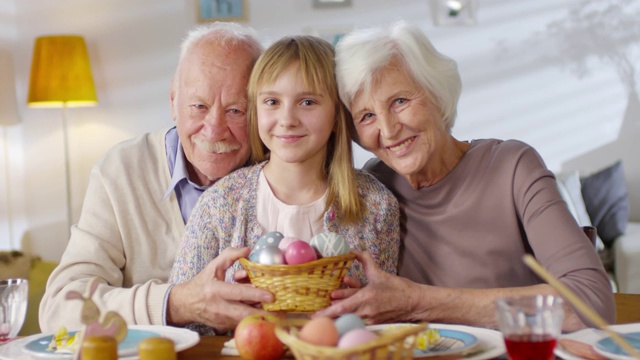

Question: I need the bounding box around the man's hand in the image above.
[313,251,422,324]
[167,247,275,332]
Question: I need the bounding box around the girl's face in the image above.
[256,62,336,168]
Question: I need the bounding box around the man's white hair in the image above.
[179,21,263,62]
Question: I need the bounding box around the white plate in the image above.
[0,325,199,360]
[555,323,640,360]
[367,323,505,360]
[23,329,162,358]
[593,331,640,360]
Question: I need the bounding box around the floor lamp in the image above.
[27,35,98,239]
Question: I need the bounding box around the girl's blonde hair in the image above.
[247,35,363,224]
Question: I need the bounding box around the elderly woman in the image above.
[315,21,615,331]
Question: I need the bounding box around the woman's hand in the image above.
[313,250,423,324]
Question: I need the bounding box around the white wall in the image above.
[1,0,638,261]
[0,0,23,251]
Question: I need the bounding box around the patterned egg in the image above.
[254,231,285,252]
[310,232,350,257]
[248,248,262,262]
[257,246,286,265]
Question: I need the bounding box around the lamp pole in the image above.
[61,103,72,239]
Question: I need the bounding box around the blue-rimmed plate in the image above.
[367,323,481,358]
[593,331,640,360]
[19,325,199,359]
[23,329,160,358]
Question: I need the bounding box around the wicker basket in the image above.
[238,253,356,312]
[275,319,428,360]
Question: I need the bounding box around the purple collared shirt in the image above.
[161,127,208,325]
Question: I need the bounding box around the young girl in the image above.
[170,35,399,331]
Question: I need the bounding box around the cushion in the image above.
[556,171,593,226]
[580,161,630,247]
[555,171,605,250]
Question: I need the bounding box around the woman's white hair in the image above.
[335,21,461,131]
[179,21,263,61]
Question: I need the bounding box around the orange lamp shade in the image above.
[27,35,97,108]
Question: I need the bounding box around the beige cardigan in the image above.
[39,126,184,332]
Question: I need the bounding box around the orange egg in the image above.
[299,317,339,347]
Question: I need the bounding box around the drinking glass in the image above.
[0,278,29,342]
[495,294,564,360]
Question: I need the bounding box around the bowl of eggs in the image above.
[275,314,430,360]
[238,231,356,312]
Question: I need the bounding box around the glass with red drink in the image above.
[496,295,564,360]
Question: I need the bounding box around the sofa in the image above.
[556,160,638,294]
[614,222,640,293]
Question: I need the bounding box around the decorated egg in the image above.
[254,231,284,251]
[337,328,378,348]
[257,246,286,265]
[248,248,262,262]
[334,313,366,337]
[278,236,299,251]
[284,240,317,265]
[250,231,284,261]
[309,232,350,257]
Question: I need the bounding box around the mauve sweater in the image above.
[364,139,615,325]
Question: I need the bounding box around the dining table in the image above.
[176,292,640,360]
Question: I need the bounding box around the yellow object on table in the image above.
[139,337,177,360]
[80,335,117,360]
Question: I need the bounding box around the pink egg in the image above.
[284,240,318,265]
[278,236,299,251]
[337,328,378,348]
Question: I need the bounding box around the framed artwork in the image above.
[312,0,352,9]
[304,26,352,46]
[198,0,247,22]
[432,0,478,26]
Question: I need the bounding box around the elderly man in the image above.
[39,22,273,333]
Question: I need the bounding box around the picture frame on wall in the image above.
[431,0,477,26]
[198,0,247,22]
[312,0,352,9]
[303,26,352,46]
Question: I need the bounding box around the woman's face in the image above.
[256,63,336,168]
[350,59,448,177]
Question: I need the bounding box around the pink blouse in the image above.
[256,170,327,242]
